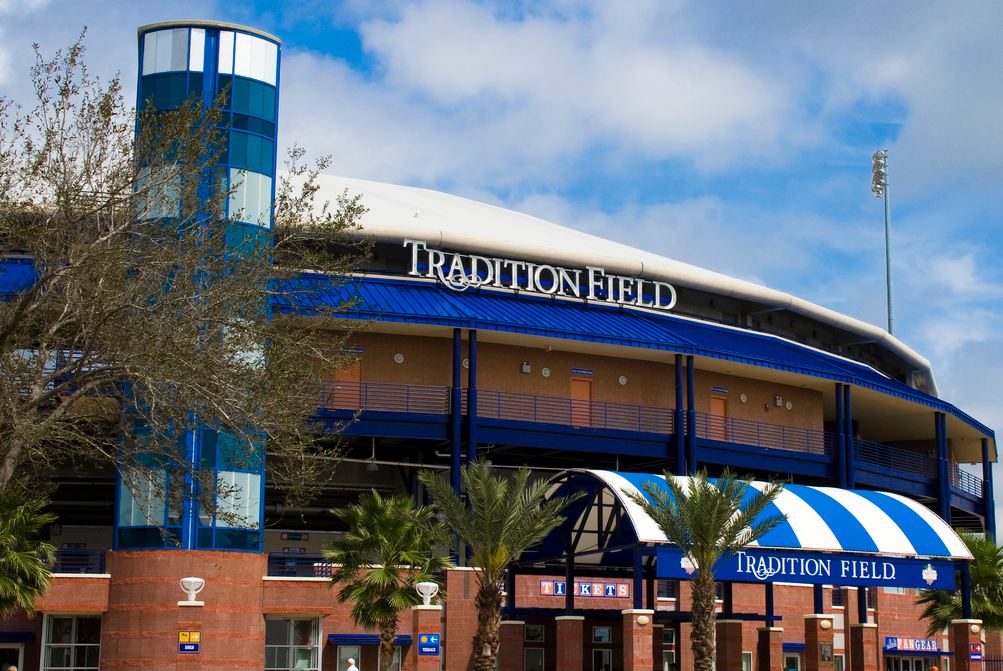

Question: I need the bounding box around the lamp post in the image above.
[872,149,893,335]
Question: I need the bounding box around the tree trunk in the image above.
[473,583,503,671]
[691,574,717,671]
[379,623,397,671]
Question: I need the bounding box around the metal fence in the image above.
[267,553,331,578]
[51,549,107,574]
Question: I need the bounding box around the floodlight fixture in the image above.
[179,576,206,606]
[415,581,440,606]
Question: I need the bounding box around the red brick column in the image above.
[951,619,985,671]
[555,616,584,671]
[623,609,656,671]
[716,620,745,671]
[409,605,444,671]
[99,550,265,670]
[756,627,783,671]
[444,567,477,671]
[804,615,835,671]
[848,623,878,671]
[498,620,525,671]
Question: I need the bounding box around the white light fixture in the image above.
[774,395,784,407]
[541,367,551,378]
[521,361,531,374]
[415,581,440,606]
[820,619,832,630]
[394,353,405,364]
[179,576,205,606]
[971,623,982,634]
[618,376,627,386]
[637,614,650,626]
[739,393,748,404]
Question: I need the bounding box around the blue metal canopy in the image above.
[276,274,993,437]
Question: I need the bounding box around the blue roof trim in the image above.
[783,643,806,651]
[276,274,993,438]
[327,634,413,646]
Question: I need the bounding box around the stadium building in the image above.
[0,19,998,671]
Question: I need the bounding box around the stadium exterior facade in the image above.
[0,19,999,671]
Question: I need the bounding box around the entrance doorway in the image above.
[886,657,936,671]
[570,377,593,427]
[592,648,612,671]
[331,359,363,409]
[783,653,801,671]
[0,645,23,669]
[709,394,728,440]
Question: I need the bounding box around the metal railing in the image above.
[267,553,332,578]
[50,548,107,574]
[319,381,450,415]
[853,438,937,478]
[952,464,984,498]
[693,412,832,455]
[473,389,675,434]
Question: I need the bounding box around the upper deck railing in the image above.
[49,548,107,574]
[317,380,984,497]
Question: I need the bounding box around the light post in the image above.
[872,149,893,335]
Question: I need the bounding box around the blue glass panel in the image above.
[140,73,190,110]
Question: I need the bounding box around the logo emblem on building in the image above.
[922,563,938,585]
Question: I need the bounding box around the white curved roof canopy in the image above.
[583,470,971,560]
[306,173,936,393]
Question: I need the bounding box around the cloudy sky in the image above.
[2,1,1001,503]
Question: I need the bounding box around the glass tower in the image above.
[115,21,281,551]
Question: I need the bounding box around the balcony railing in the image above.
[50,548,107,574]
[474,389,675,435]
[320,381,450,415]
[854,438,936,478]
[267,553,331,578]
[317,381,986,499]
[952,465,984,498]
[693,412,831,456]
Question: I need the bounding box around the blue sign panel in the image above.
[418,633,440,656]
[656,547,955,590]
[178,643,200,654]
[885,637,940,653]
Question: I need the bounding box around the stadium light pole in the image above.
[872,149,893,335]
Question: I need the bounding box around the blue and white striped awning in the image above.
[566,470,971,561]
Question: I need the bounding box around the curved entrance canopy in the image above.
[529,470,971,591]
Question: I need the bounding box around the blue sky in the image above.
[2,0,1001,508]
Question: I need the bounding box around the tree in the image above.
[0,35,368,524]
[0,492,55,615]
[419,462,583,671]
[916,533,1003,635]
[325,491,452,671]
[626,469,785,671]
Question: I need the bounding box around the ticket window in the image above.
[784,653,801,671]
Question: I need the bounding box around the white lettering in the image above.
[402,242,676,312]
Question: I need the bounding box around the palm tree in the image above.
[916,532,1003,635]
[0,493,56,615]
[419,462,583,671]
[626,469,785,671]
[325,491,453,671]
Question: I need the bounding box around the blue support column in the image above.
[982,438,996,540]
[936,412,950,522]
[565,532,575,614]
[844,385,855,488]
[961,561,973,620]
[450,328,463,495]
[633,546,644,609]
[857,586,868,623]
[722,582,734,617]
[835,383,846,489]
[765,582,775,628]
[467,330,478,464]
[180,425,200,550]
[813,584,824,615]
[674,354,685,475]
[686,355,696,474]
